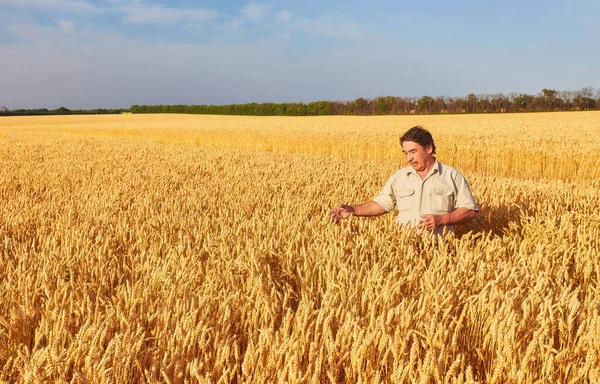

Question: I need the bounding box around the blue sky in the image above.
[0,0,598,109]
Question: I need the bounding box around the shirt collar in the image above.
[406,159,441,177]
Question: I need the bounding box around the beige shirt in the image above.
[373,160,478,236]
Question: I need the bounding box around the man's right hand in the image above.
[329,204,355,223]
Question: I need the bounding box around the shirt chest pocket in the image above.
[396,189,415,212]
[431,185,455,213]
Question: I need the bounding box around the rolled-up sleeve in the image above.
[453,172,478,211]
[372,175,396,212]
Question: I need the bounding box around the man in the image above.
[329,126,478,236]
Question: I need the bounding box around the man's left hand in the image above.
[419,214,445,231]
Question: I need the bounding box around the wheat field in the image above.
[1,112,600,383]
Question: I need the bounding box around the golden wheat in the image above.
[0,112,599,383]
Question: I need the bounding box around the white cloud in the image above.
[242,2,272,22]
[58,19,75,33]
[120,3,218,25]
[278,9,291,22]
[219,3,282,35]
[0,0,99,13]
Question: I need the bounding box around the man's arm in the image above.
[419,207,477,231]
[329,201,387,223]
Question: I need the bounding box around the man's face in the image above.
[402,141,434,172]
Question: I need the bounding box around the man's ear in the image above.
[426,144,433,154]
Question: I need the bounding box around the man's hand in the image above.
[329,201,386,223]
[329,204,355,223]
[420,208,477,230]
[419,214,445,231]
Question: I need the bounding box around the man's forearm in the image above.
[440,207,477,226]
[352,201,387,217]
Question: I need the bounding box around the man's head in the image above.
[400,126,436,173]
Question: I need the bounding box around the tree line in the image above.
[0,107,124,116]
[131,87,599,116]
[2,87,598,117]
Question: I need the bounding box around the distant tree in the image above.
[307,101,332,115]
[121,87,600,117]
[375,96,393,114]
[55,107,71,114]
[352,98,369,115]
[489,93,506,112]
[433,97,446,113]
[466,93,478,113]
[477,94,491,112]
[330,101,346,115]
[576,86,595,110]
[417,96,433,113]
[541,88,557,110]
[513,94,527,111]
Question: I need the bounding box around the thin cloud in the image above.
[242,2,272,22]
[120,3,218,25]
[5,23,61,40]
[58,19,75,33]
[221,3,284,35]
[278,9,291,22]
[0,0,100,13]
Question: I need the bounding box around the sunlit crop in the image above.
[1,112,599,382]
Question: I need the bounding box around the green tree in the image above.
[541,88,557,110]
[417,96,433,113]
